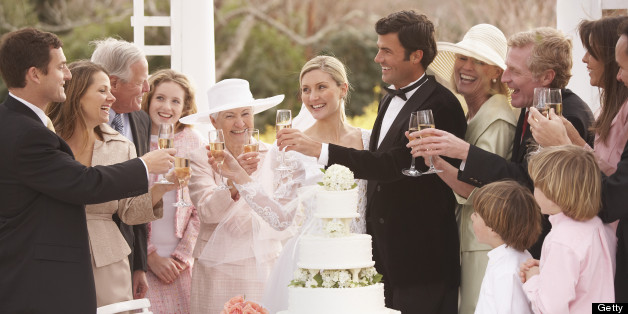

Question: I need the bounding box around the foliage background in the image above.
[0,0,559,135]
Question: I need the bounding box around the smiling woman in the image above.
[425,24,517,314]
[46,60,175,308]
[140,68,205,313]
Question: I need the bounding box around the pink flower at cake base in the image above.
[243,301,269,314]
[221,295,269,314]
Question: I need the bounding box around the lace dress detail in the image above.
[235,180,297,231]
[350,128,371,234]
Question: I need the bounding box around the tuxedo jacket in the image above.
[458,88,595,258]
[0,96,149,313]
[114,110,151,272]
[600,138,628,301]
[328,76,466,287]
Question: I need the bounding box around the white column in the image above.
[171,0,215,135]
[556,0,602,115]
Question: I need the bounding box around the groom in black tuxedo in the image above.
[0,28,174,313]
[279,10,466,313]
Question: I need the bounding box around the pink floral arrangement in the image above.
[221,295,269,314]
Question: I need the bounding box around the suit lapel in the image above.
[370,94,392,152]
[376,76,436,151]
[4,96,75,157]
[511,109,527,162]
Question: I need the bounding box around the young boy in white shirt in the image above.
[471,180,542,314]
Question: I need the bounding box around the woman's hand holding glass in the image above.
[206,147,251,186]
[238,128,261,175]
[276,128,322,158]
[527,107,575,147]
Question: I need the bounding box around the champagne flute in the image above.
[244,128,260,153]
[276,109,292,170]
[417,109,442,174]
[402,112,421,177]
[545,88,562,117]
[172,156,192,207]
[533,87,549,117]
[208,129,229,190]
[156,123,175,184]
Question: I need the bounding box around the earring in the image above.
[492,78,497,83]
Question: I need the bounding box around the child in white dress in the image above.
[471,180,542,314]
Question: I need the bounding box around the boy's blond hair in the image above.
[528,145,601,221]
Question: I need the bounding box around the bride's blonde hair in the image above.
[299,55,351,121]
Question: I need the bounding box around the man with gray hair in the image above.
[91,37,152,299]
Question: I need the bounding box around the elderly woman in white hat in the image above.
[421,24,517,314]
[183,79,304,314]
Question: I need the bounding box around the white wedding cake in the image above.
[278,165,399,314]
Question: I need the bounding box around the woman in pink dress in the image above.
[182,78,304,314]
[141,69,204,313]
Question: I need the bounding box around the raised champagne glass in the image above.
[545,88,562,117]
[402,112,421,177]
[172,156,192,207]
[244,128,260,153]
[417,109,442,174]
[156,123,175,184]
[208,129,229,190]
[276,109,292,171]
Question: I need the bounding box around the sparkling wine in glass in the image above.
[156,123,175,184]
[172,156,192,207]
[417,109,442,174]
[276,109,292,170]
[402,112,421,177]
[543,88,562,117]
[208,129,229,190]
[244,128,260,153]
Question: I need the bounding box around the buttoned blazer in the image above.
[0,95,148,313]
[327,76,467,287]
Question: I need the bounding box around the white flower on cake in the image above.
[323,219,347,237]
[319,164,357,191]
[289,267,382,288]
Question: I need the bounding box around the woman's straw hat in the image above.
[180,78,284,124]
[429,24,507,87]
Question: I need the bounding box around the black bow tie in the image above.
[382,76,428,101]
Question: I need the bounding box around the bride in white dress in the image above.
[205,56,370,312]
[262,55,371,313]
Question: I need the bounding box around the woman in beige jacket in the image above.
[47,61,179,307]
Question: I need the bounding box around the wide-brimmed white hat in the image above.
[428,24,507,89]
[180,78,284,124]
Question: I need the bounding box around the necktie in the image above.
[382,76,428,101]
[520,110,529,143]
[111,112,125,134]
[46,116,56,133]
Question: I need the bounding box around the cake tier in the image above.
[297,234,374,269]
[314,188,359,218]
[278,283,400,314]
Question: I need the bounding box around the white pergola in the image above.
[129,0,628,119]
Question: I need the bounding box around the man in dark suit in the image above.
[410,27,595,259]
[0,28,174,313]
[91,38,152,299]
[279,10,466,313]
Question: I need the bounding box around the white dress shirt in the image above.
[318,74,426,166]
[10,92,48,126]
[475,244,533,314]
